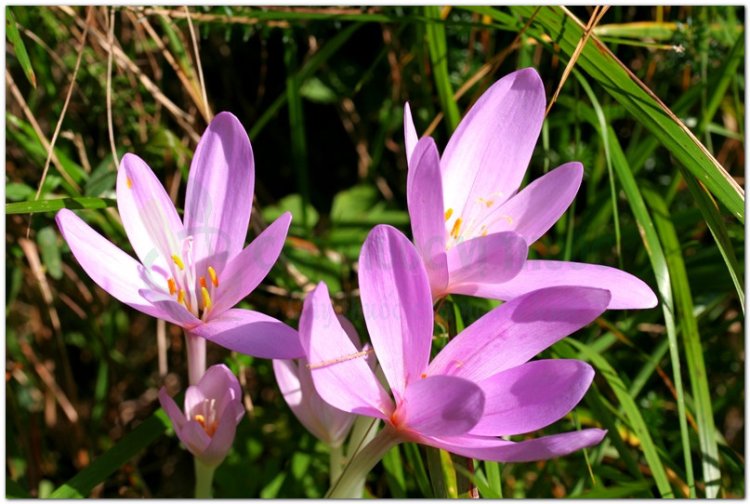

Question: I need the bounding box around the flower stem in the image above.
[329,444,344,487]
[185,331,206,385]
[326,425,401,498]
[194,458,216,498]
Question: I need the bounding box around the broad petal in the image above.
[359,225,433,399]
[404,102,419,164]
[471,359,594,436]
[423,429,607,463]
[177,420,212,455]
[189,308,303,359]
[445,231,527,287]
[117,153,184,269]
[184,112,255,272]
[139,290,200,329]
[428,286,610,382]
[300,283,393,419]
[407,136,449,296]
[485,162,583,243]
[158,387,187,430]
[201,401,242,467]
[274,359,355,447]
[56,209,170,321]
[208,212,291,315]
[185,364,242,419]
[441,68,545,219]
[401,375,484,437]
[462,260,658,309]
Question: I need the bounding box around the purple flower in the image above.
[56,112,302,374]
[273,316,366,448]
[302,224,607,465]
[159,364,245,467]
[405,68,657,309]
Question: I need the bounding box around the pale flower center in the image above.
[443,193,514,248]
[163,237,219,320]
[192,398,219,437]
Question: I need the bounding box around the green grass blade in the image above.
[607,126,696,497]
[249,23,361,139]
[424,6,460,132]
[49,410,170,498]
[643,188,722,497]
[6,7,36,88]
[402,443,432,497]
[381,445,407,498]
[681,168,744,312]
[566,339,674,497]
[284,40,311,236]
[6,197,116,214]
[510,5,744,222]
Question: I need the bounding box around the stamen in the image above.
[171,254,185,271]
[444,208,454,222]
[194,414,218,437]
[208,266,219,287]
[177,289,186,306]
[167,278,177,296]
[450,217,463,239]
[420,373,427,379]
[126,177,133,189]
[199,276,207,289]
[201,287,212,311]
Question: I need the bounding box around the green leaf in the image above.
[49,410,170,498]
[574,480,655,498]
[643,188,722,498]
[262,193,319,236]
[509,6,744,222]
[300,77,338,103]
[6,8,36,88]
[5,182,35,201]
[6,197,116,215]
[424,6,460,131]
[607,127,696,497]
[36,226,62,280]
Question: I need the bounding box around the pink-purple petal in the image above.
[404,102,419,164]
[428,286,610,382]
[445,231,527,287]
[116,153,184,269]
[158,387,188,430]
[406,136,449,296]
[401,375,485,437]
[185,364,242,419]
[184,111,255,272]
[189,308,303,359]
[466,260,658,309]
[423,429,607,463]
[359,225,433,399]
[139,290,201,329]
[300,283,393,420]
[200,403,241,467]
[55,209,169,320]
[440,68,545,219]
[208,212,292,316]
[273,358,355,447]
[485,162,583,243]
[471,359,594,436]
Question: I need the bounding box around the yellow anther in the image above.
[420,373,427,379]
[503,215,514,224]
[199,276,207,289]
[177,289,186,306]
[444,208,454,222]
[171,254,185,271]
[201,286,212,311]
[208,266,219,287]
[167,278,177,296]
[126,177,133,189]
[450,217,463,239]
[477,197,495,208]
[194,414,218,436]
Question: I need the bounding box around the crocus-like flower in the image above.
[405,68,657,309]
[273,316,365,448]
[303,225,608,496]
[159,364,245,468]
[56,112,302,383]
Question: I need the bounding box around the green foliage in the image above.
[5,5,743,499]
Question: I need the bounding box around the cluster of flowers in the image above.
[55,68,656,497]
